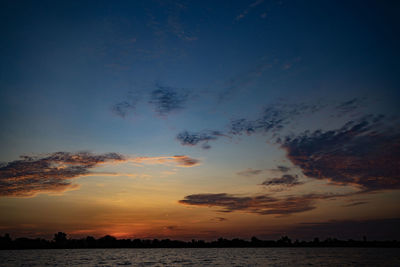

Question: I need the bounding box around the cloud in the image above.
[237,168,263,177]
[335,98,363,117]
[209,217,228,223]
[172,155,200,167]
[235,0,264,21]
[0,152,125,197]
[111,84,190,118]
[165,225,180,231]
[0,152,200,197]
[176,130,224,149]
[174,101,324,150]
[261,174,303,187]
[149,84,189,116]
[217,60,272,103]
[111,91,141,118]
[176,98,363,150]
[130,155,200,167]
[167,3,198,41]
[277,166,290,172]
[230,102,322,136]
[342,201,368,207]
[280,115,400,191]
[112,101,136,118]
[179,193,339,216]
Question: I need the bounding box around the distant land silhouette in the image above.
[0,232,399,249]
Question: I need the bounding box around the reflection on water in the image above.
[1,247,399,266]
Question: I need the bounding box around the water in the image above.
[1,247,399,266]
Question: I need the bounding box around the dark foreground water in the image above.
[1,247,399,266]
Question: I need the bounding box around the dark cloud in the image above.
[177,98,366,150]
[277,166,290,172]
[176,99,363,149]
[230,103,322,136]
[111,101,135,118]
[0,152,125,197]
[261,174,303,187]
[210,217,228,222]
[149,85,188,116]
[165,225,179,231]
[287,218,400,240]
[237,168,263,177]
[280,115,400,191]
[172,155,200,167]
[178,193,338,216]
[335,98,363,117]
[111,92,140,118]
[176,130,224,149]
[0,153,201,197]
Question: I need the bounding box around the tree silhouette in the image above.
[53,232,67,247]
[0,232,398,249]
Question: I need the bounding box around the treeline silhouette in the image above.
[0,232,398,249]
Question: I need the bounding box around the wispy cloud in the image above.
[280,115,400,191]
[334,98,364,117]
[230,102,323,136]
[174,98,380,154]
[112,101,136,118]
[176,130,225,149]
[146,1,197,42]
[167,2,198,41]
[261,174,303,187]
[130,155,200,167]
[277,166,290,173]
[237,168,263,177]
[111,83,190,118]
[149,84,189,116]
[235,0,265,21]
[217,60,272,103]
[237,165,291,177]
[214,217,228,222]
[174,100,327,149]
[179,192,341,216]
[342,201,368,207]
[0,152,200,197]
[0,152,125,197]
[111,92,140,118]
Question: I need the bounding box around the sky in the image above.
[0,0,399,241]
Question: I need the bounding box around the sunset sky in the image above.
[1,0,399,241]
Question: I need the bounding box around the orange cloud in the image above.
[0,152,200,197]
[129,155,200,167]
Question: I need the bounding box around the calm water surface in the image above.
[1,247,399,266]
